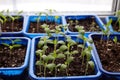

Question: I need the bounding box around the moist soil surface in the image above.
[1,17,23,32]
[111,20,120,32]
[67,17,101,32]
[93,36,120,72]
[28,21,59,33]
[0,45,26,67]
[35,44,95,77]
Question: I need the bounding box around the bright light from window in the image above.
[0,0,113,12]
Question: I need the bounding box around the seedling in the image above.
[0,12,7,33]
[6,9,23,32]
[35,12,43,33]
[116,10,120,31]
[1,39,22,55]
[101,19,112,43]
[113,36,118,47]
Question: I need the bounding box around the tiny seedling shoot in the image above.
[116,10,120,31]
[0,11,7,33]
[1,39,22,55]
[6,9,23,32]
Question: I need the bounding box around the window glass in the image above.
[0,0,113,12]
[16,0,113,12]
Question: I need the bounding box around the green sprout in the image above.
[113,36,117,44]
[101,19,112,43]
[6,9,23,32]
[35,12,43,33]
[116,10,120,31]
[0,12,7,33]
[1,39,22,55]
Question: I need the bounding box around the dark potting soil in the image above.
[0,45,26,67]
[93,37,120,72]
[67,17,101,32]
[111,21,120,32]
[28,21,59,33]
[35,44,95,77]
[1,17,23,32]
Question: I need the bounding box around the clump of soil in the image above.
[1,16,23,32]
[35,44,95,77]
[92,36,120,72]
[28,21,59,33]
[111,20,120,32]
[67,17,101,32]
[0,45,26,67]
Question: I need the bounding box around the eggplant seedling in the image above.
[115,10,120,31]
[35,12,43,33]
[6,9,23,32]
[101,19,112,43]
[0,12,7,33]
[1,39,22,55]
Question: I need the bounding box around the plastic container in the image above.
[65,15,106,37]
[1,15,26,37]
[106,16,119,33]
[89,33,120,79]
[0,37,31,76]
[23,16,66,38]
[29,35,101,80]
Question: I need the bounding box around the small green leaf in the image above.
[57,40,65,45]
[42,55,48,61]
[47,55,55,61]
[38,41,44,48]
[36,61,43,66]
[13,39,21,43]
[75,25,84,31]
[88,46,92,51]
[66,56,74,63]
[113,36,117,44]
[64,51,70,55]
[36,50,43,56]
[56,53,65,59]
[2,43,10,47]
[78,44,84,48]
[60,64,67,70]
[71,50,79,55]
[14,16,20,20]
[88,61,95,70]
[46,39,53,44]
[43,45,48,51]
[88,39,93,44]
[81,50,86,57]
[67,39,76,46]
[46,63,56,71]
[59,45,67,51]
[56,63,61,67]
[12,44,22,48]
[50,29,55,32]
[85,49,92,61]
[45,27,50,33]
[41,24,49,28]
